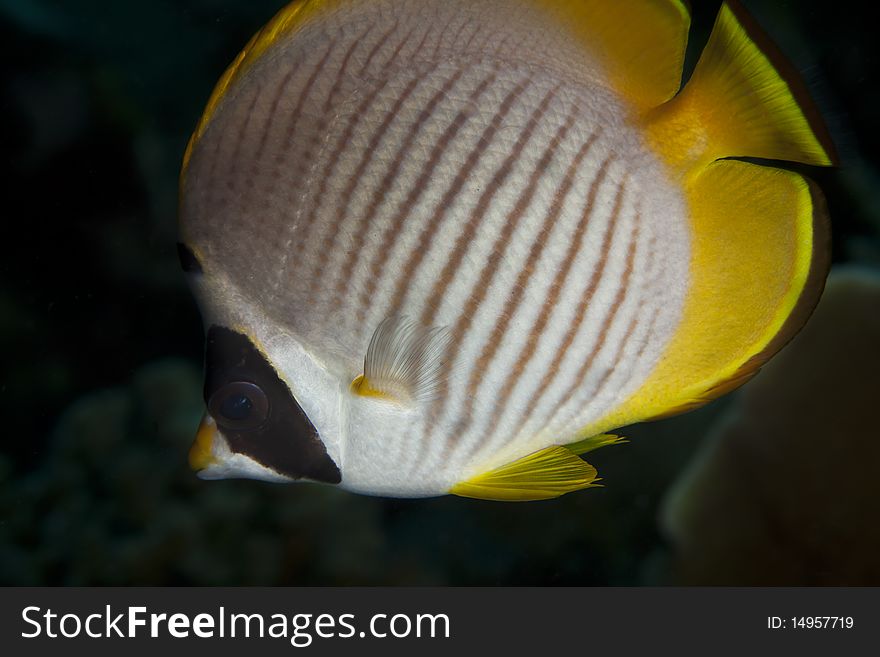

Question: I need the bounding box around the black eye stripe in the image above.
[203,326,341,484]
[177,242,203,274]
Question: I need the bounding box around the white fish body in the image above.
[181,0,833,499]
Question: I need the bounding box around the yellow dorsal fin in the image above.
[539,0,690,110]
[450,445,604,502]
[593,159,829,430]
[645,1,836,173]
[181,0,338,181]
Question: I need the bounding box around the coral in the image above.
[659,268,880,585]
[2,355,710,585]
[0,359,387,585]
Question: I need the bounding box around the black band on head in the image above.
[177,242,204,274]
[203,326,341,484]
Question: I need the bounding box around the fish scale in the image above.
[181,0,834,500]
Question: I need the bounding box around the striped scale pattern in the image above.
[181,0,690,494]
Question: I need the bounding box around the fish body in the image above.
[180,0,834,499]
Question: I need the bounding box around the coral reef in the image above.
[658,269,880,585]
[0,360,389,585]
[1,352,729,585]
[1,0,879,585]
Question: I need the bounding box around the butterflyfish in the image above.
[179,0,835,500]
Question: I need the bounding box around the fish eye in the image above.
[208,381,269,431]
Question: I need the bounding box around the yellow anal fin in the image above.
[645,1,836,173]
[565,433,626,456]
[450,443,610,502]
[601,159,830,428]
[182,0,336,180]
[538,0,690,111]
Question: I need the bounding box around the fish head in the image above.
[185,288,344,486]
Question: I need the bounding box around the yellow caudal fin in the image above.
[449,435,626,501]
[600,159,830,427]
[645,1,837,174]
[182,0,337,180]
[540,0,690,111]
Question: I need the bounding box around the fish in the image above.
[178,0,835,500]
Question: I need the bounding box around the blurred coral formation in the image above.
[0,358,679,585]
[0,360,390,584]
[1,0,878,584]
[657,269,880,585]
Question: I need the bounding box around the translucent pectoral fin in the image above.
[351,316,452,404]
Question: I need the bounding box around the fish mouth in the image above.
[188,413,220,474]
[187,412,295,483]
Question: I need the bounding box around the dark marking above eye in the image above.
[203,325,341,484]
[177,242,203,274]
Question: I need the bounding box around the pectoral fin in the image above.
[351,316,452,404]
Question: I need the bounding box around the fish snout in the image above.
[188,413,221,475]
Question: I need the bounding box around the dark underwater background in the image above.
[2,0,878,586]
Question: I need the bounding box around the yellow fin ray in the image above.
[646,2,836,173]
[594,159,829,430]
[565,433,627,456]
[450,445,606,502]
[537,0,690,110]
